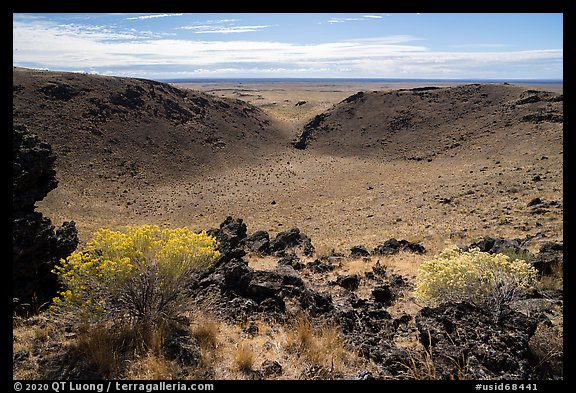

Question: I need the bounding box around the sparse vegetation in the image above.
[285,314,355,377]
[528,324,563,379]
[13,69,563,380]
[48,225,220,376]
[234,341,255,372]
[414,246,538,311]
[51,225,219,327]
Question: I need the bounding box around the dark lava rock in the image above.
[306,258,335,273]
[211,256,332,316]
[164,330,201,367]
[13,124,58,213]
[372,285,394,305]
[278,253,305,270]
[207,216,248,264]
[261,360,283,377]
[463,236,528,255]
[415,302,538,379]
[221,258,254,293]
[270,227,314,257]
[13,124,78,310]
[522,113,563,124]
[531,242,563,276]
[349,245,370,258]
[527,197,542,207]
[336,274,361,291]
[299,289,333,316]
[371,261,387,278]
[373,238,426,255]
[109,86,145,109]
[38,83,82,101]
[393,313,412,329]
[245,230,271,255]
[516,94,542,105]
[389,273,408,287]
[292,113,326,150]
[343,91,365,104]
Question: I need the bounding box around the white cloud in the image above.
[12,19,563,79]
[125,13,184,21]
[327,15,387,24]
[449,43,510,49]
[206,19,239,23]
[327,18,362,24]
[179,25,270,34]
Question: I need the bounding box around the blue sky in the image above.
[12,13,563,80]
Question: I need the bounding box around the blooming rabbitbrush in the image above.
[414,246,537,309]
[51,225,219,324]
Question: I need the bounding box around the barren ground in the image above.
[14,69,563,380]
[35,79,563,255]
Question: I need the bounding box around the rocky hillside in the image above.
[12,67,284,189]
[12,70,563,381]
[293,84,563,161]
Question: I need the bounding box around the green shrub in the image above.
[51,225,219,332]
[414,246,537,311]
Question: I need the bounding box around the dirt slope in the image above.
[13,67,286,187]
[293,84,563,162]
[12,69,563,252]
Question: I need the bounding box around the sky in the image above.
[12,13,563,80]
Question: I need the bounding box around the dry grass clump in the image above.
[191,315,220,351]
[285,313,354,376]
[401,338,470,380]
[537,263,563,291]
[234,341,255,372]
[125,353,175,380]
[75,323,131,378]
[528,323,563,379]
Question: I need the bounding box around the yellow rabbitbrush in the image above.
[51,225,219,324]
[414,246,537,309]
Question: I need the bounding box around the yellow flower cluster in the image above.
[414,246,537,306]
[51,225,219,316]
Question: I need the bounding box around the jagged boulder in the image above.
[207,216,248,265]
[462,236,528,255]
[270,227,314,256]
[196,254,332,317]
[336,274,361,291]
[13,124,78,310]
[349,245,370,258]
[13,124,58,214]
[415,302,538,379]
[372,238,426,255]
[245,230,271,255]
[278,253,305,270]
[531,242,563,276]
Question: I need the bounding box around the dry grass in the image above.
[336,257,374,275]
[125,353,175,380]
[537,263,563,291]
[333,251,429,282]
[401,339,470,380]
[234,341,255,372]
[75,324,123,378]
[314,243,337,259]
[191,315,220,351]
[403,345,437,380]
[528,323,563,379]
[284,313,357,376]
